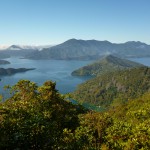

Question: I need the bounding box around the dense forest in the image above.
[0,76,150,149]
[72,67,150,109]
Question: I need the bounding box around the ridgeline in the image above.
[71,55,144,76]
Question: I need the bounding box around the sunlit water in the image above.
[0,57,150,98]
[0,57,93,96]
[129,57,150,67]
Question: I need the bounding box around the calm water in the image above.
[0,57,150,97]
[129,57,150,67]
[0,57,93,95]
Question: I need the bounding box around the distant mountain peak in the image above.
[67,38,78,41]
[11,45,20,48]
[125,41,147,45]
[7,45,23,50]
[103,54,121,61]
[103,54,115,58]
[62,38,83,44]
[24,39,150,60]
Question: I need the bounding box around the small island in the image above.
[0,68,35,76]
[0,60,10,65]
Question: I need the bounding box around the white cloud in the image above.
[0,45,9,50]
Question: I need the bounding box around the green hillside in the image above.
[65,92,150,149]
[72,55,144,76]
[1,79,150,149]
[72,67,150,109]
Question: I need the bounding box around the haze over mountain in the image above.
[1,39,150,60]
[0,45,9,50]
[0,44,53,58]
[0,45,52,51]
[71,55,144,76]
[25,39,150,60]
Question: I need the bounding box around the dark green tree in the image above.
[0,80,85,149]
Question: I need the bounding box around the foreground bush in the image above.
[0,80,150,149]
[0,80,85,149]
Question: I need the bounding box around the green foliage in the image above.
[0,80,86,149]
[72,67,150,109]
[59,112,112,150]
[1,79,150,149]
[105,92,150,149]
[60,92,150,150]
[0,95,2,102]
[72,55,143,76]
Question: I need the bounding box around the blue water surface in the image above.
[0,57,93,95]
[0,57,150,97]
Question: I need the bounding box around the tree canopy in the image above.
[0,80,86,149]
[0,79,150,149]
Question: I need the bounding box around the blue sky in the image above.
[0,0,150,45]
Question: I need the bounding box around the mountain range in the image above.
[0,45,53,58]
[1,39,150,60]
[0,45,52,51]
[25,39,150,60]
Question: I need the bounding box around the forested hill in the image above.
[0,68,35,76]
[72,67,150,109]
[72,55,144,76]
[25,39,150,60]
